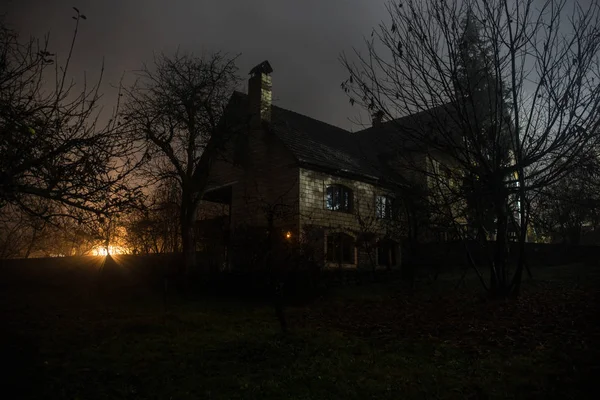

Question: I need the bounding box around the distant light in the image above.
[285,231,292,240]
[91,245,129,257]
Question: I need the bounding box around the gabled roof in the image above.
[229,91,381,181]
[225,92,453,186]
[356,104,459,156]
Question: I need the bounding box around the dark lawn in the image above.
[1,256,599,399]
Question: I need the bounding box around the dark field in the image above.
[1,256,599,399]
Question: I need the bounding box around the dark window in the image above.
[376,195,394,219]
[326,185,353,212]
[326,232,355,264]
[377,239,397,266]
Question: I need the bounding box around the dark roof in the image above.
[249,61,273,76]
[229,92,381,181]
[356,104,458,155]
[225,92,454,185]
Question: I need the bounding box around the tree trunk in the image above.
[266,216,287,334]
[177,210,196,299]
[492,194,509,298]
[402,235,418,284]
[511,176,530,297]
[511,233,526,297]
[181,212,196,276]
[24,228,38,259]
[365,245,378,281]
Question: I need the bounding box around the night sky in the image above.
[5,0,387,131]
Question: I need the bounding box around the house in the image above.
[197,61,457,270]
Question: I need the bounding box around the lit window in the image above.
[326,232,355,264]
[376,195,394,219]
[326,185,353,212]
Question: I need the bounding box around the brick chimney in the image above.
[372,110,384,128]
[248,60,273,128]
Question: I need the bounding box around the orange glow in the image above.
[285,231,292,239]
[91,245,129,256]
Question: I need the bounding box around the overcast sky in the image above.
[5,0,595,131]
[5,0,387,131]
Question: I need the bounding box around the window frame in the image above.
[375,194,395,220]
[326,232,356,265]
[325,184,353,213]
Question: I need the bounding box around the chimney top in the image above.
[248,60,273,126]
[249,60,273,77]
[372,110,385,128]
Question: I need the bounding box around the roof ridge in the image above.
[233,91,352,134]
[354,103,451,134]
[271,104,352,134]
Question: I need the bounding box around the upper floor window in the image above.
[326,185,353,212]
[376,195,394,219]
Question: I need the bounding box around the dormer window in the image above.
[326,185,353,212]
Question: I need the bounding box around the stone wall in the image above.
[298,168,400,268]
[202,126,299,232]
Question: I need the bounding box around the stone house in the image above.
[197,61,455,270]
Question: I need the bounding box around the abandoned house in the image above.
[196,60,460,271]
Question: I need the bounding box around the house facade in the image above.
[197,61,452,271]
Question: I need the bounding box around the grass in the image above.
[1,256,599,399]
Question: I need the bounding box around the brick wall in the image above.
[298,168,400,268]
[238,127,299,230]
[201,126,299,232]
[201,119,414,270]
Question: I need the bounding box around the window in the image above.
[326,185,353,212]
[377,239,397,266]
[376,195,394,219]
[326,232,355,264]
[427,157,441,189]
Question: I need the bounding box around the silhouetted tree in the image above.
[532,151,600,244]
[123,52,240,279]
[341,0,600,298]
[0,10,141,223]
[0,204,105,258]
[125,179,181,254]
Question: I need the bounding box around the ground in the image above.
[1,255,599,399]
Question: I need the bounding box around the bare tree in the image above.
[341,0,600,298]
[125,179,181,254]
[123,52,240,278]
[0,10,141,223]
[531,150,600,244]
[0,204,101,258]
[0,205,37,258]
